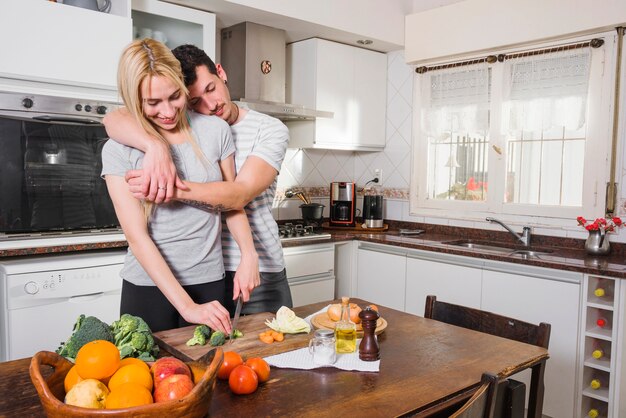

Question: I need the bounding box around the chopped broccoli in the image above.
[110,314,159,361]
[227,329,244,340]
[56,315,114,359]
[209,331,226,346]
[186,325,212,347]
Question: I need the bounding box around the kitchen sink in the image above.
[443,240,553,257]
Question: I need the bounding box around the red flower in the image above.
[466,177,479,191]
[578,216,623,233]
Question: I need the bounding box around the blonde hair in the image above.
[116,39,209,219]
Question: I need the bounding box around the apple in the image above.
[150,357,191,387]
[153,374,194,402]
[64,378,109,409]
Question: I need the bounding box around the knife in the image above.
[230,294,243,343]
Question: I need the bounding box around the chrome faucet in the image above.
[485,217,531,247]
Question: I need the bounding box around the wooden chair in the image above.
[424,295,551,418]
[450,372,499,418]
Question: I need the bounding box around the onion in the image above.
[327,304,342,321]
[349,303,362,324]
[327,302,363,323]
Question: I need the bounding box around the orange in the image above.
[106,382,153,409]
[64,365,83,393]
[108,364,153,392]
[118,357,150,372]
[75,340,121,380]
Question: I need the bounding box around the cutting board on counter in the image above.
[153,312,313,361]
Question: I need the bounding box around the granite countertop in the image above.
[1,222,625,278]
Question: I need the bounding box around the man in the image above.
[103,44,292,315]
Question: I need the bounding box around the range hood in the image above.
[220,22,333,121]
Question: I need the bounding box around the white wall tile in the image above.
[385,199,404,220]
[277,199,302,220]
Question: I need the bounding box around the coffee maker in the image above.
[329,182,356,227]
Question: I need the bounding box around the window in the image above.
[411,34,617,222]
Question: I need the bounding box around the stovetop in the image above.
[279,222,331,243]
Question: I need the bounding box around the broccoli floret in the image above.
[186,325,212,347]
[209,331,226,346]
[109,314,159,361]
[232,329,244,339]
[110,314,139,345]
[56,315,114,359]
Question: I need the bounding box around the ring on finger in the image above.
[158,186,166,191]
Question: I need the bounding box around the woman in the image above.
[101,39,259,333]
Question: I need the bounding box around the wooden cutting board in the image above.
[310,313,387,337]
[153,312,313,362]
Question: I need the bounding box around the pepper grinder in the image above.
[358,306,380,361]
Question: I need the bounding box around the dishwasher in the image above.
[0,249,125,361]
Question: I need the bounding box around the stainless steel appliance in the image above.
[220,22,333,121]
[0,91,121,241]
[329,182,357,227]
[0,250,125,361]
[279,222,331,243]
[363,194,384,228]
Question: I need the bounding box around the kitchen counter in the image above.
[2,222,625,278]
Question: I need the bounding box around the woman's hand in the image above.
[183,300,232,335]
[129,140,188,203]
[233,253,260,302]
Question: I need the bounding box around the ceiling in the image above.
[163,0,410,53]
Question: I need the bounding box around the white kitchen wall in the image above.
[275,49,413,221]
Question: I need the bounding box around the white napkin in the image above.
[264,305,380,372]
[264,343,380,372]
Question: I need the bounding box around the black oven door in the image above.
[0,114,119,234]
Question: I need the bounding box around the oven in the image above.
[0,91,122,245]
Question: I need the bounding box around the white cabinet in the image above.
[335,241,358,298]
[481,264,582,418]
[286,38,387,151]
[131,0,216,60]
[351,241,582,417]
[0,0,131,90]
[283,243,335,308]
[405,254,482,316]
[356,244,406,311]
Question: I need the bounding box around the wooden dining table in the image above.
[0,299,548,417]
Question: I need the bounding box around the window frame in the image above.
[410,32,618,224]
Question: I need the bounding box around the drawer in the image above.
[289,274,335,308]
[283,244,334,279]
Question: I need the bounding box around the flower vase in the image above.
[585,230,610,256]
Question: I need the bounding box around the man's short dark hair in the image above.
[171,44,218,87]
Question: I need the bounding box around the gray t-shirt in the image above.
[221,110,288,273]
[101,112,234,286]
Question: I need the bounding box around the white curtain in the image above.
[502,49,591,132]
[420,63,490,140]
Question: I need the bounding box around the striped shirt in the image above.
[221,110,288,273]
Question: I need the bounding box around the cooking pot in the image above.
[300,203,325,223]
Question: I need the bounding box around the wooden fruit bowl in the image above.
[29,349,223,418]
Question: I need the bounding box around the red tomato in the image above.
[228,365,259,395]
[218,351,243,380]
[245,357,271,383]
